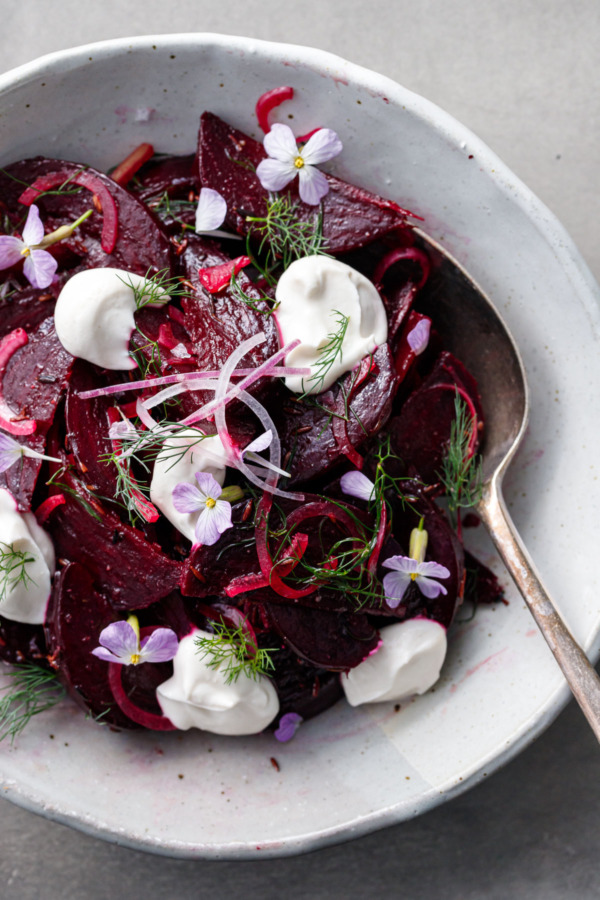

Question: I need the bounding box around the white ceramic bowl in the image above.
[1,34,599,859]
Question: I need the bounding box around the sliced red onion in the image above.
[141,377,217,410]
[373,246,430,290]
[134,398,159,431]
[255,86,294,133]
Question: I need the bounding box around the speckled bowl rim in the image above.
[0,33,599,859]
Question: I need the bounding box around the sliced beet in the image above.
[45,464,182,611]
[262,601,379,671]
[198,112,412,254]
[464,550,505,605]
[132,154,198,203]
[0,615,47,665]
[389,350,484,484]
[0,157,172,276]
[44,562,134,728]
[0,285,59,337]
[0,317,73,510]
[268,644,343,723]
[273,343,399,485]
[64,360,119,497]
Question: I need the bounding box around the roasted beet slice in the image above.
[262,602,379,671]
[273,344,399,485]
[0,285,59,337]
[198,112,412,254]
[132,154,198,203]
[0,157,172,276]
[269,645,343,723]
[0,615,47,665]
[64,360,119,497]
[45,562,134,728]
[0,317,73,510]
[464,550,505,606]
[45,465,182,611]
[179,234,279,399]
[389,351,484,484]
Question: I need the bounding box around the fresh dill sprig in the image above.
[148,191,197,228]
[129,326,164,379]
[119,267,191,311]
[246,194,327,283]
[229,271,278,317]
[438,395,483,533]
[0,664,65,744]
[0,543,36,603]
[195,622,277,685]
[110,452,151,526]
[0,167,86,199]
[301,310,349,396]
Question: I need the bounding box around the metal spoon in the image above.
[414,228,600,741]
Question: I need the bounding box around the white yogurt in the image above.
[156,630,280,735]
[275,256,388,394]
[0,488,54,624]
[341,618,447,706]
[54,267,168,370]
[149,429,228,543]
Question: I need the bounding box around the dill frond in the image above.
[195,622,277,684]
[438,395,483,529]
[301,310,350,396]
[0,664,65,744]
[246,194,327,282]
[0,543,36,603]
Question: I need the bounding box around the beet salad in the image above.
[0,86,503,742]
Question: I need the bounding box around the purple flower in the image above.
[406,319,431,355]
[171,471,233,546]
[382,556,450,609]
[274,712,303,742]
[256,124,343,205]
[195,187,227,233]
[0,205,57,289]
[92,616,179,666]
[0,431,61,474]
[340,470,376,502]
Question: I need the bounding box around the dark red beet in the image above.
[262,601,379,670]
[464,550,505,605]
[268,644,343,723]
[389,351,484,484]
[272,344,399,485]
[0,615,47,665]
[198,112,412,254]
[0,317,73,511]
[0,157,173,276]
[131,154,198,203]
[45,463,182,611]
[45,562,134,728]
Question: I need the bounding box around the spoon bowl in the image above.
[415,228,600,740]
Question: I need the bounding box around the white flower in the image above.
[171,470,233,546]
[0,205,57,289]
[195,188,227,233]
[256,124,343,206]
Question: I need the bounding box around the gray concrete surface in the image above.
[1,2,599,897]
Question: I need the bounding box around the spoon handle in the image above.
[478,480,600,743]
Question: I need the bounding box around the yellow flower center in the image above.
[20,247,31,257]
[410,572,419,582]
[205,497,216,509]
[294,156,305,169]
[130,653,140,665]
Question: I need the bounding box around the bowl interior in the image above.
[1,34,600,859]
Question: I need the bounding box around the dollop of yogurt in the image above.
[341,618,447,706]
[156,630,280,735]
[275,256,388,394]
[0,488,54,624]
[54,267,168,370]
[149,429,228,543]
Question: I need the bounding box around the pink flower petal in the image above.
[340,470,376,502]
[407,319,431,355]
[274,712,303,742]
[382,555,419,575]
[0,235,26,270]
[23,249,57,289]
[298,165,329,205]
[96,620,138,660]
[263,123,298,162]
[91,646,122,663]
[139,628,179,662]
[301,128,343,166]
[416,576,448,599]
[194,500,232,546]
[256,158,296,193]
[0,432,22,473]
[21,204,45,246]
[243,429,273,456]
[382,571,411,608]
[172,481,203,514]
[194,470,223,500]
[195,188,227,233]
[418,561,450,580]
